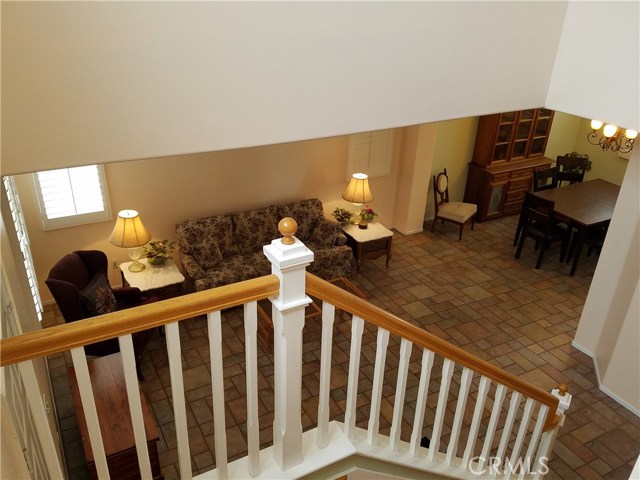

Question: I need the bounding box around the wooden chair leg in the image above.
[515,235,526,259]
[535,241,548,269]
[458,224,463,241]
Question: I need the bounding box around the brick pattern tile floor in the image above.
[45,215,639,479]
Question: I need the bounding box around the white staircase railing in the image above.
[0,218,570,479]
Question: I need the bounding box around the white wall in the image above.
[2,1,567,175]
[546,1,639,131]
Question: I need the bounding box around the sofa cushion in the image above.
[277,198,323,241]
[190,235,223,270]
[233,205,279,254]
[176,213,237,258]
[80,274,118,316]
[197,256,261,290]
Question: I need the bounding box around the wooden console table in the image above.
[68,353,163,480]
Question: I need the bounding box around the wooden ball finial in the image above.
[558,384,568,396]
[279,217,297,245]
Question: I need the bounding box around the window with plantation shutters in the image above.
[346,129,394,180]
[32,165,112,230]
[3,176,43,321]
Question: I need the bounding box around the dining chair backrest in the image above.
[524,193,556,230]
[556,155,588,186]
[533,167,558,192]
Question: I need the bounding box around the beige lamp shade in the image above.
[109,210,151,248]
[342,173,373,205]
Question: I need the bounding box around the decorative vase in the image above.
[147,256,167,267]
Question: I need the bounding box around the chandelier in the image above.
[587,120,637,153]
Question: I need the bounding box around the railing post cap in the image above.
[279,217,297,245]
[551,384,572,415]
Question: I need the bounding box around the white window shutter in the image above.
[347,129,394,180]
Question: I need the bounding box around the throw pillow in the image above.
[190,235,223,270]
[80,274,118,316]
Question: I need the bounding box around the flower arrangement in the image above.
[360,206,378,222]
[145,239,175,266]
[331,207,353,224]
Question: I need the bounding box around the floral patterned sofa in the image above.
[175,198,353,292]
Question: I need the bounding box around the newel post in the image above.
[263,217,314,471]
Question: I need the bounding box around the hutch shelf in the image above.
[464,108,554,221]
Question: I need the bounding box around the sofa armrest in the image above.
[310,217,343,248]
[335,232,347,246]
[180,252,206,280]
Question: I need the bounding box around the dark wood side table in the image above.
[68,353,163,480]
[342,222,394,272]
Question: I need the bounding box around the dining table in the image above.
[532,178,620,276]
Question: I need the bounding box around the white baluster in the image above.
[478,384,507,473]
[427,358,455,462]
[317,301,336,449]
[520,404,548,480]
[390,338,413,451]
[344,315,365,439]
[493,391,522,478]
[410,349,435,456]
[263,218,314,471]
[118,335,152,479]
[166,320,192,479]
[244,301,260,476]
[445,367,473,465]
[367,327,390,445]
[69,347,110,479]
[208,310,228,480]
[505,397,534,480]
[462,376,491,467]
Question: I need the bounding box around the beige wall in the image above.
[16,130,411,303]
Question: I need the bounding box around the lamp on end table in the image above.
[109,210,151,272]
[342,172,374,227]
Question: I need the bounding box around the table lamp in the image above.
[342,173,373,224]
[109,210,151,272]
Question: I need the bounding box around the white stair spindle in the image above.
[445,367,473,465]
[208,310,228,480]
[165,321,192,479]
[520,404,548,480]
[478,384,507,472]
[410,349,435,456]
[70,347,110,480]
[317,301,336,449]
[367,327,390,445]
[493,391,522,478]
[244,301,260,476]
[532,417,561,480]
[390,338,413,451]
[462,376,491,467]
[505,397,534,480]
[344,315,365,439]
[427,358,455,462]
[118,334,152,480]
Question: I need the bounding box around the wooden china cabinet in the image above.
[464,108,554,221]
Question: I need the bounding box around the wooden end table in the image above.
[342,222,394,272]
[120,258,185,300]
[68,353,163,480]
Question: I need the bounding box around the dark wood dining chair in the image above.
[533,167,558,192]
[556,155,588,186]
[515,192,571,269]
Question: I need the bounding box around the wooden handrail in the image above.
[306,273,561,431]
[0,275,279,367]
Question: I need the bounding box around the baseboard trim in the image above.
[395,228,423,235]
[571,341,639,417]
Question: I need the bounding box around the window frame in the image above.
[32,164,112,230]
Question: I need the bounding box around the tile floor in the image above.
[44,215,639,480]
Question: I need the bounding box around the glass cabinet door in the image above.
[529,109,554,157]
[511,110,534,160]
[491,112,516,163]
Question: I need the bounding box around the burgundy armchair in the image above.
[45,250,156,376]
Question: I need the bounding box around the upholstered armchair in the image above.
[45,250,156,376]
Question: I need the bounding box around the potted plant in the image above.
[562,151,592,172]
[144,239,175,266]
[359,206,378,229]
[331,207,353,225]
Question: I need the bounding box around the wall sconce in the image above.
[587,120,637,153]
[109,210,151,272]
